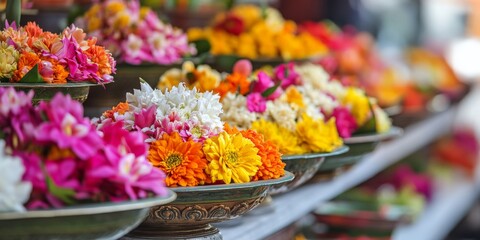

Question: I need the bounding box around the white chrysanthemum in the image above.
[298,85,339,115]
[0,140,32,212]
[264,99,297,132]
[221,93,258,129]
[324,80,347,100]
[295,63,330,90]
[127,82,167,111]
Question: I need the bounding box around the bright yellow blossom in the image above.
[296,114,343,153]
[203,132,261,184]
[251,119,305,155]
[285,87,305,108]
[0,42,19,79]
[342,87,371,126]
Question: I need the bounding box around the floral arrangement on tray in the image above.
[299,21,406,108]
[75,0,196,65]
[0,22,116,84]
[0,87,168,212]
[94,82,286,187]
[187,4,326,60]
[157,60,391,155]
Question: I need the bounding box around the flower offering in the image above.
[0,22,116,84]
[0,87,167,212]
[187,4,326,60]
[76,0,196,65]
[96,82,286,187]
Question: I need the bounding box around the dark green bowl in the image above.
[0,191,176,240]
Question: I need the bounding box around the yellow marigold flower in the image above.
[187,28,205,42]
[251,119,305,155]
[342,87,372,126]
[0,42,19,79]
[85,4,101,19]
[231,4,262,29]
[87,17,102,32]
[106,1,126,16]
[285,86,305,108]
[113,12,131,29]
[203,132,261,184]
[296,114,343,153]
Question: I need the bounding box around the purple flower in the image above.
[274,63,301,89]
[330,106,357,138]
[246,93,267,113]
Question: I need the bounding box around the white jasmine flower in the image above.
[221,93,258,129]
[295,63,330,90]
[264,99,297,132]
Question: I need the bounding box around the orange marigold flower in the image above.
[103,102,129,119]
[240,129,285,181]
[12,51,40,82]
[223,123,240,134]
[85,39,114,76]
[40,57,68,84]
[214,72,250,98]
[148,132,208,187]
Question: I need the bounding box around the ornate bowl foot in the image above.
[125,224,222,240]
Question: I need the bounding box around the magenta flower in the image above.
[330,106,357,138]
[252,71,283,100]
[274,63,301,89]
[246,92,267,113]
[35,93,103,160]
[85,122,167,201]
[0,87,33,116]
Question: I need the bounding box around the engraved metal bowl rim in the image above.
[282,145,350,161]
[0,190,176,220]
[344,126,403,144]
[0,82,103,88]
[169,171,294,192]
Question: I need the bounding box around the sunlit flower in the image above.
[296,114,343,153]
[240,129,285,181]
[203,132,261,184]
[148,132,207,187]
[342,87,371,126]
[251,119,305,155]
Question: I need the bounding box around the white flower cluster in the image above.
[0,140,32,212]
[221,93,259,129]
[127,82,224,140]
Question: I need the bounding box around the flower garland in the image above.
[0,88,167,212]
[0,22,116,84]
[76,0,196,65]
[95,83,286,187]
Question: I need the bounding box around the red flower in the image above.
[215,14,245,36]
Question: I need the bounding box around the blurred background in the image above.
[1,0,480,239]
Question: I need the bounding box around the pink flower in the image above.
[122,34,151,65]
[35,93,102,160]
[246,93,267,113]
[85,121,167,201]
[233,60,252,77]
[274,62,301,89]
[0,88,33,116]
[330,106,357,138]
[252,71,282,100]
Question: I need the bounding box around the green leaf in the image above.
[45,174,77,205]
[284,66,289,78]
[192,39,211,56]
[215,55,240,72]
[19,64,44,83]
[261,82,280,98]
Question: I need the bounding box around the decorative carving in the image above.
[207,206,229,219]
[182,205,208,221]
[154,206,181,221]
